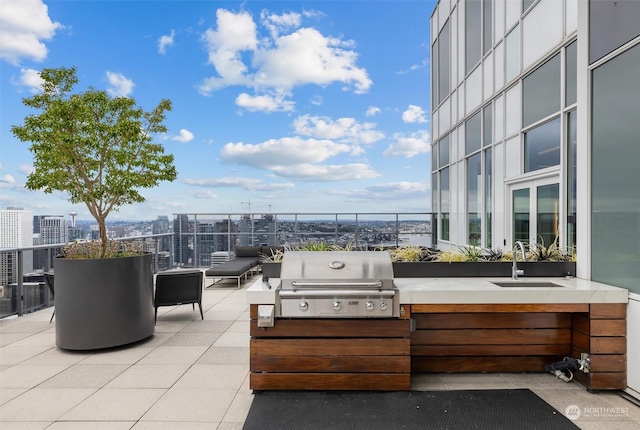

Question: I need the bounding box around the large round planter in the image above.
[54,253,155,350]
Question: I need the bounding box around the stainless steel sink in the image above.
[491,281,563,288]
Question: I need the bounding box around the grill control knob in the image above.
[299,301,309,311]
[332,301,342,311]
[380,301,388,311]
[365,301,375,311]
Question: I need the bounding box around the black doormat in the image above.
[243,389,580,430]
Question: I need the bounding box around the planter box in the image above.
[261,262,282,278]
[392,261,576,278]
[261,261,576,279]
[54,253,155,350]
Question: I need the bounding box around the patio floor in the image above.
[1,275,638,429]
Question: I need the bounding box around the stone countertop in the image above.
[246,277,629,305]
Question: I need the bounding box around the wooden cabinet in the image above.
[249,305,411,391]
[409,303,626,390]
[249,303,627,391]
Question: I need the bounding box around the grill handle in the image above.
[290,280,384,289]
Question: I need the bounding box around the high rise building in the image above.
[32,215,67,270]
[0,208,34,285]
[429,0,639,399]
[40,216,67,245]
[173,214,192,266]
[239,214,276,246]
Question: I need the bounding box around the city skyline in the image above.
[0,0,437,221]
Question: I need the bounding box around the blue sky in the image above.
[0,0,437,221]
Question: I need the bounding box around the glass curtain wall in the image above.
[467,154,482,246]
[591,43,640,293]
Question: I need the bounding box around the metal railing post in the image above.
[16,250,24,316]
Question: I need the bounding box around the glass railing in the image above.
[173,212,433,268]
[1,212,433,319]
[0,233,174,319]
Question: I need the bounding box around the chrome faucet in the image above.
[512,241,526,279]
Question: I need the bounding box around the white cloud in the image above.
[199,9,257,93]
[365,106,381,117]
[158,29,175,54]
[0,0,61,64]
[221,137,351,169]
[184,177,294,191]
[367,181,428,194]
[270,163,379,181]
[18,164,33,175]
[253,27,371,93]
[260,10,301,38]
[236,92,295,112]
[0,174,16,184]
[191,189,218,199]
[199,9,371,106]
[105,71,135,97]
[323,181,428,202]
[11,68,44,92]
[292,114,384,145]
[402,104,427,124]
[171,129,194,143]
[384,130,430,158]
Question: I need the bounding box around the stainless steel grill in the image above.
[277,251,399,318]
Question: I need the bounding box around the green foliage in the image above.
[434,250,467,263]
[482,248,505,262]
[298,241,334,251]
[528,236,573,262]
[11,67,177,258]
[61,239,144,259]
[388,245,434,262]
[457,246,483,262]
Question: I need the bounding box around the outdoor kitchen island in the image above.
[247,276,629,392]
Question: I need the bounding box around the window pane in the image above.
[591,43,640,293]
[440,167,450,241]
[483,0,493,55]
[505,25,520,82]
[566,41,577,106]
[432,142,438,171]
[566,110,577,251]
[513,188,530,243]
[537,183,559,249]
[432,40,438,107]
[439,20,450,103]
[523,0,535,14]
[483,104,492,146]
[432,173,438,212]
[485,148,492,248]
[466,0,482,73]
[523,53,561,127]
[465,111,482,154]
[432,173,438,247]
[467,153,482,246]
[524,116,561,172]
[439,134,450,167]
[589,0,640,64]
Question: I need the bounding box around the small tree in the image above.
[11,66,177,258]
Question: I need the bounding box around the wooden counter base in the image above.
[409,303,626,391]
[249,306,411,391]
[249,303,626,391]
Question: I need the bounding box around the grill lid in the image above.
[280,251,394,290]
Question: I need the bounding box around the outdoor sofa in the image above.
[205,246,283,288]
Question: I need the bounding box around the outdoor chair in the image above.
[43,272,55,323]
[154,269,204,324]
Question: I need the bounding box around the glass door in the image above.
[510,178,560,248]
